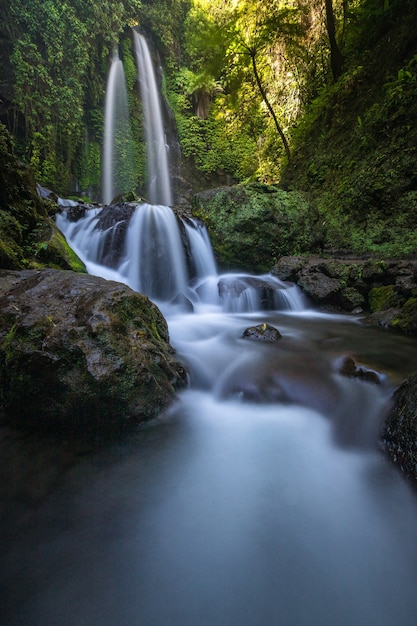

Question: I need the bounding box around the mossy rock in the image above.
[319,260,351,281]
[391,297,417,334]
[192,183,322,273]
[340,287,366,311]
[0,269,187,437]
[368,285,403,312]
[382,370,417,481]
[26,220,86,273]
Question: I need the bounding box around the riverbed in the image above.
[2,306,417,626]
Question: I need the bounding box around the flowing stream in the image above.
[8,201,414,626]
[3,31,417,626]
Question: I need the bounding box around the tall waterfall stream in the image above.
[3,31,417,626]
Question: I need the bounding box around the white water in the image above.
[56,204,304,314]
[102,49,135,204]
[4,294,417,625]
[133,31,172,206]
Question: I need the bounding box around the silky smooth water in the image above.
[102,49,135,204]
[2,307,417,626]
[11,192,406,624]
[133,31,172,206]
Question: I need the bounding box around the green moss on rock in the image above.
[391,298,417,334]
[0,270,187,438]
[26,220,86,272]
[368,285,403,312]
[192,183,322,273]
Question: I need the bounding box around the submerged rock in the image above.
[336,355,382,384]
[0,269,187,438]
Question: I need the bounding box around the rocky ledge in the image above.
[0,269,187,438]
[272,255,417,333]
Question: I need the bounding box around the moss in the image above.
[340,287,365,311]
[368,285,403,312]
[26,220,86,272]
[281,6,417,257]
[192,183,322,272]
[320,261,351,281]
[391,297,417,334]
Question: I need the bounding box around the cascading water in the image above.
[133,30,172,206]
[102,47,135,204]
[12,28,417,626]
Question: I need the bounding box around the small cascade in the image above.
[133,31,172,206]
[183,218,217,279]
[102,48,135,205]
[56,204,303,314]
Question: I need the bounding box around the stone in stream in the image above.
[242,323,282,342]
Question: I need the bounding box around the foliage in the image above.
[2,0,142,195]
[192,183,322,272]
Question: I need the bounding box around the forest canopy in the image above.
[0,0,415,199]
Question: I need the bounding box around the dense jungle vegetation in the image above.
[0,0,416,257]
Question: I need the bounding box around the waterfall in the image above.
[102,48,135,205]
[133,30,172,206]
[56,204,306,314]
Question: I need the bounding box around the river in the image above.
[2,295,417,625]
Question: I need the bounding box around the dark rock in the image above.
[340,287,365,312]
[242,323,282,342]
[271,256,417,331]
[0,269,187,438]
[218,275,289,310]
[336,355,381,384]
[297,271,341,303]
[270,255,307,281]
[381,371,417,482]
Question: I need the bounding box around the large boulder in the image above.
[0,269,187,437]
[381,372,417,482]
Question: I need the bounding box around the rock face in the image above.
[0,123,85,273]
[381,372,417,482]
[192,183,322,273]
[0,270,187,436]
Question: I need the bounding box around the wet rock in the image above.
[271,256,417,332]
[242,323,282,342]
[381,371,417,482]
[0,269,187,438]
[297,271,341,303]
[218,275,291,311]
[336,356,381,384]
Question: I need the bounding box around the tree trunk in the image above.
[250,50,291,162]
[325,0,344,81]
